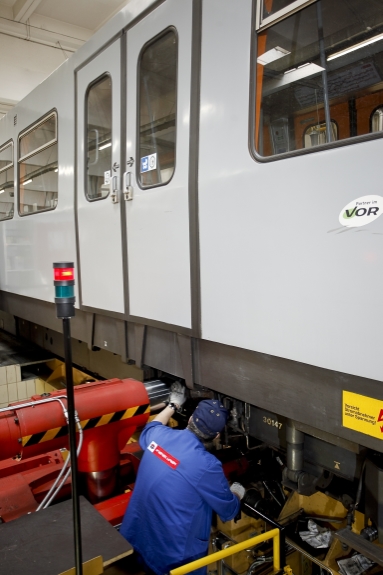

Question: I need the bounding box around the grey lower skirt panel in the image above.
[0,290,381,452]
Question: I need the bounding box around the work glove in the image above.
[169,381,187,409]
[230,482,246,500]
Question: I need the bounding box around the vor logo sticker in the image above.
[339,195,383,227]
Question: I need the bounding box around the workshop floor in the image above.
[105,552,145,575]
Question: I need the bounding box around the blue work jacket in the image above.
[120,421,240,575]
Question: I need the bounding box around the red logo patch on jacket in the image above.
[147,441,180,469]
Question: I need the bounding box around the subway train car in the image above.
[0,0,383,570]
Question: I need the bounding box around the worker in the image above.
[120,383,245,575]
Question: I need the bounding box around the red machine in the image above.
[0,377,250,526]
[0,378,150,522]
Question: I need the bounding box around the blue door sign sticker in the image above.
[141,153,157,173]
[141,156,149,172]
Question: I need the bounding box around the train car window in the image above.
[18,112,58,214]
[0,141,14,220]
[85,75,112,201]
[254,0,383,158]
[138,29,177,188]
[19,115,56,159]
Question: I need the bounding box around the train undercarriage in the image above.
[0,322,382,575]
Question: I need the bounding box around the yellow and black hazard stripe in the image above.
[21,403,150,448]
[81,404,149,430]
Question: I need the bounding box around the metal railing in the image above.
[170,528,281,575]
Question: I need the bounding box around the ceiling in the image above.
[0,0,132,118]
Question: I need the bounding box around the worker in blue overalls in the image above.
[120,383,245,575]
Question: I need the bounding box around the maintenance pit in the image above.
[0,330,382,575]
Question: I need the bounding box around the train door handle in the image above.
[110,175,119,204]
[123,171,133,201]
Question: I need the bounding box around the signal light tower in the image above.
[53,262,83,575]
[53,262,76,318]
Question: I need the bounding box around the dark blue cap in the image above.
[192,399,229,437]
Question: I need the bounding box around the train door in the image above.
[125,0,193,329]
[76,40,125,314]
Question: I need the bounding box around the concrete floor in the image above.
[105,552,145,575]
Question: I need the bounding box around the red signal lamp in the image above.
[53,261,76,319]
[54,267,75,282]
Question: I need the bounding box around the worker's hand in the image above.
[230,482,246,500]
[169,381,187,409]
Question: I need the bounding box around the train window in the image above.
[254,0,383,158]
[18,112,58,214]
[0,141,14,220]
[138,29,177,188]
[85,75,112,201]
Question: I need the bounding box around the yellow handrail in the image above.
[170,527,280,575]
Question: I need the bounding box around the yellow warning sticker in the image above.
[342,390,383,439]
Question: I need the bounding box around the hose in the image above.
[36,412,83,510]
[0,395,68,414]
[0,395,86,510]
[247,556,273,575]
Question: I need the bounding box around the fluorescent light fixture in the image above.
[263,62,324,95]
[23,179,33,185]
[257,46,291,66]
[327,32,383,61]
[99,142,112,151]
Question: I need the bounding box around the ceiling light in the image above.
[23,179,33,185]
[54,168,58,172]
[257,46,291,66]
[264,62,324,95]
[99,142,112,150]
[327,32,383,61]
[0,189,4,194]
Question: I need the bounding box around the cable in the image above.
[42,435,83,509]
[262,480,283,508]
[247,556,273,575]
[0,30,77,52]
[36,447,71,511]
[39,415,83,510]
[0,394,68,414]
[0,15,87,43]
[0,395,84,512]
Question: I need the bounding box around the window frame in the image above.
[19,112,57,163]
[256,0,316,31]
[0,139,14,174]
[0,139,14,221]
[18,110,58,216]
[84,72,113,203]
[250,0,383,163]
[136,26,179,191]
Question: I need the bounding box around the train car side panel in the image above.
[198,0,383,382]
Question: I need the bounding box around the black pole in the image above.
[53,262,82,574]
[63,317,83,575]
